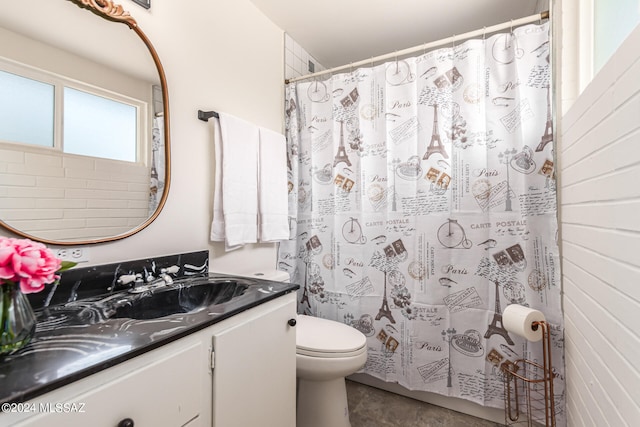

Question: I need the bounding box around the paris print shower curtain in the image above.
[278,22,564,421]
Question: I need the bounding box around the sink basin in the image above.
[110,278,250,320]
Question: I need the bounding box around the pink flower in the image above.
[0,237,62,294]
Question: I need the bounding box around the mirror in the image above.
[0,0,171,245]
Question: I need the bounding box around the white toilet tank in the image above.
[246,270,290,283]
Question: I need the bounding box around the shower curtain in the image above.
[149,115,165,213]
[278,22,564,422]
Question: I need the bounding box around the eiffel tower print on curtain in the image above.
[484,280,514,345]
[423,105,449,160]
[333,121,352,167]
[375,271,395,324]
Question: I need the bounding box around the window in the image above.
[593,0,640,73]
[0,59,145,163]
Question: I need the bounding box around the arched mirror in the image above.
[0,0,170,245]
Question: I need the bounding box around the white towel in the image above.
[258,127,289,242]
[214,113,259,248]
[210,117,226,242]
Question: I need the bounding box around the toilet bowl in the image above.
[295,314,367,427]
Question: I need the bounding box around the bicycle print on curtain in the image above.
[278,22,564,422]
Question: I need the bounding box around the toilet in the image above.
[295,314,367,427]
[251,271,368,427]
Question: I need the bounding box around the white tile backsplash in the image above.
[0,143,149,240]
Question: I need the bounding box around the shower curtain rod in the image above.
[285,10,549,84]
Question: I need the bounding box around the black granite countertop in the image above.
[0,272,299,404]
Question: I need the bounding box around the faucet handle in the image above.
[118,273,141,285]
[161,265,180,275]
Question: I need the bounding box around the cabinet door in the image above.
[212,294,296,427]
[14,341,204,427]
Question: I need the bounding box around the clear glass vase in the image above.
[0,282,37,356]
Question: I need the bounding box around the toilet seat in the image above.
[296,315,367,358]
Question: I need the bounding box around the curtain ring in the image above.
[510,19,514,35]
[483,26,486,40]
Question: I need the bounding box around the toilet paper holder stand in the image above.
[501,320,556,427]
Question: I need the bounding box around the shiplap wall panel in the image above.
[564,315,618,426]
[560,24,640,427]
[562,129,640,189]
[564,270,640,372]
[562,242,640,301]
[564,298,639,426]
[563,224,640,267]
[562,201,640,232]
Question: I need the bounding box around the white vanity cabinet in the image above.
[211,292,297,427]
[4,292,297,427]
[6,337,208,427]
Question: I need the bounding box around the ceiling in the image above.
[250,0,548,69]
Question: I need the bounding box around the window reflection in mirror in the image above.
[0,70,54,147]
[64,87,139,162]
[0,65,143,163]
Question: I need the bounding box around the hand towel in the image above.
[218,113,259,247]
[258,127,289,242]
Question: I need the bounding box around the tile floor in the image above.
[346,380,505,427]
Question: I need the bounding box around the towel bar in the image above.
[198,110,219,121]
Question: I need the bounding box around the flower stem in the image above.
[0,284,15,349]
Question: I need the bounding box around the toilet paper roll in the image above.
[503,304,546,342]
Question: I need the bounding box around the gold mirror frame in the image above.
[0,0,171,246]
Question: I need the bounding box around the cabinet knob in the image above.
[288,318,297,327]
[117,418,134,427]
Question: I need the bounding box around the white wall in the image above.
[559,19,640,427]
[115,0,285,274]
[0,0,285,275]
